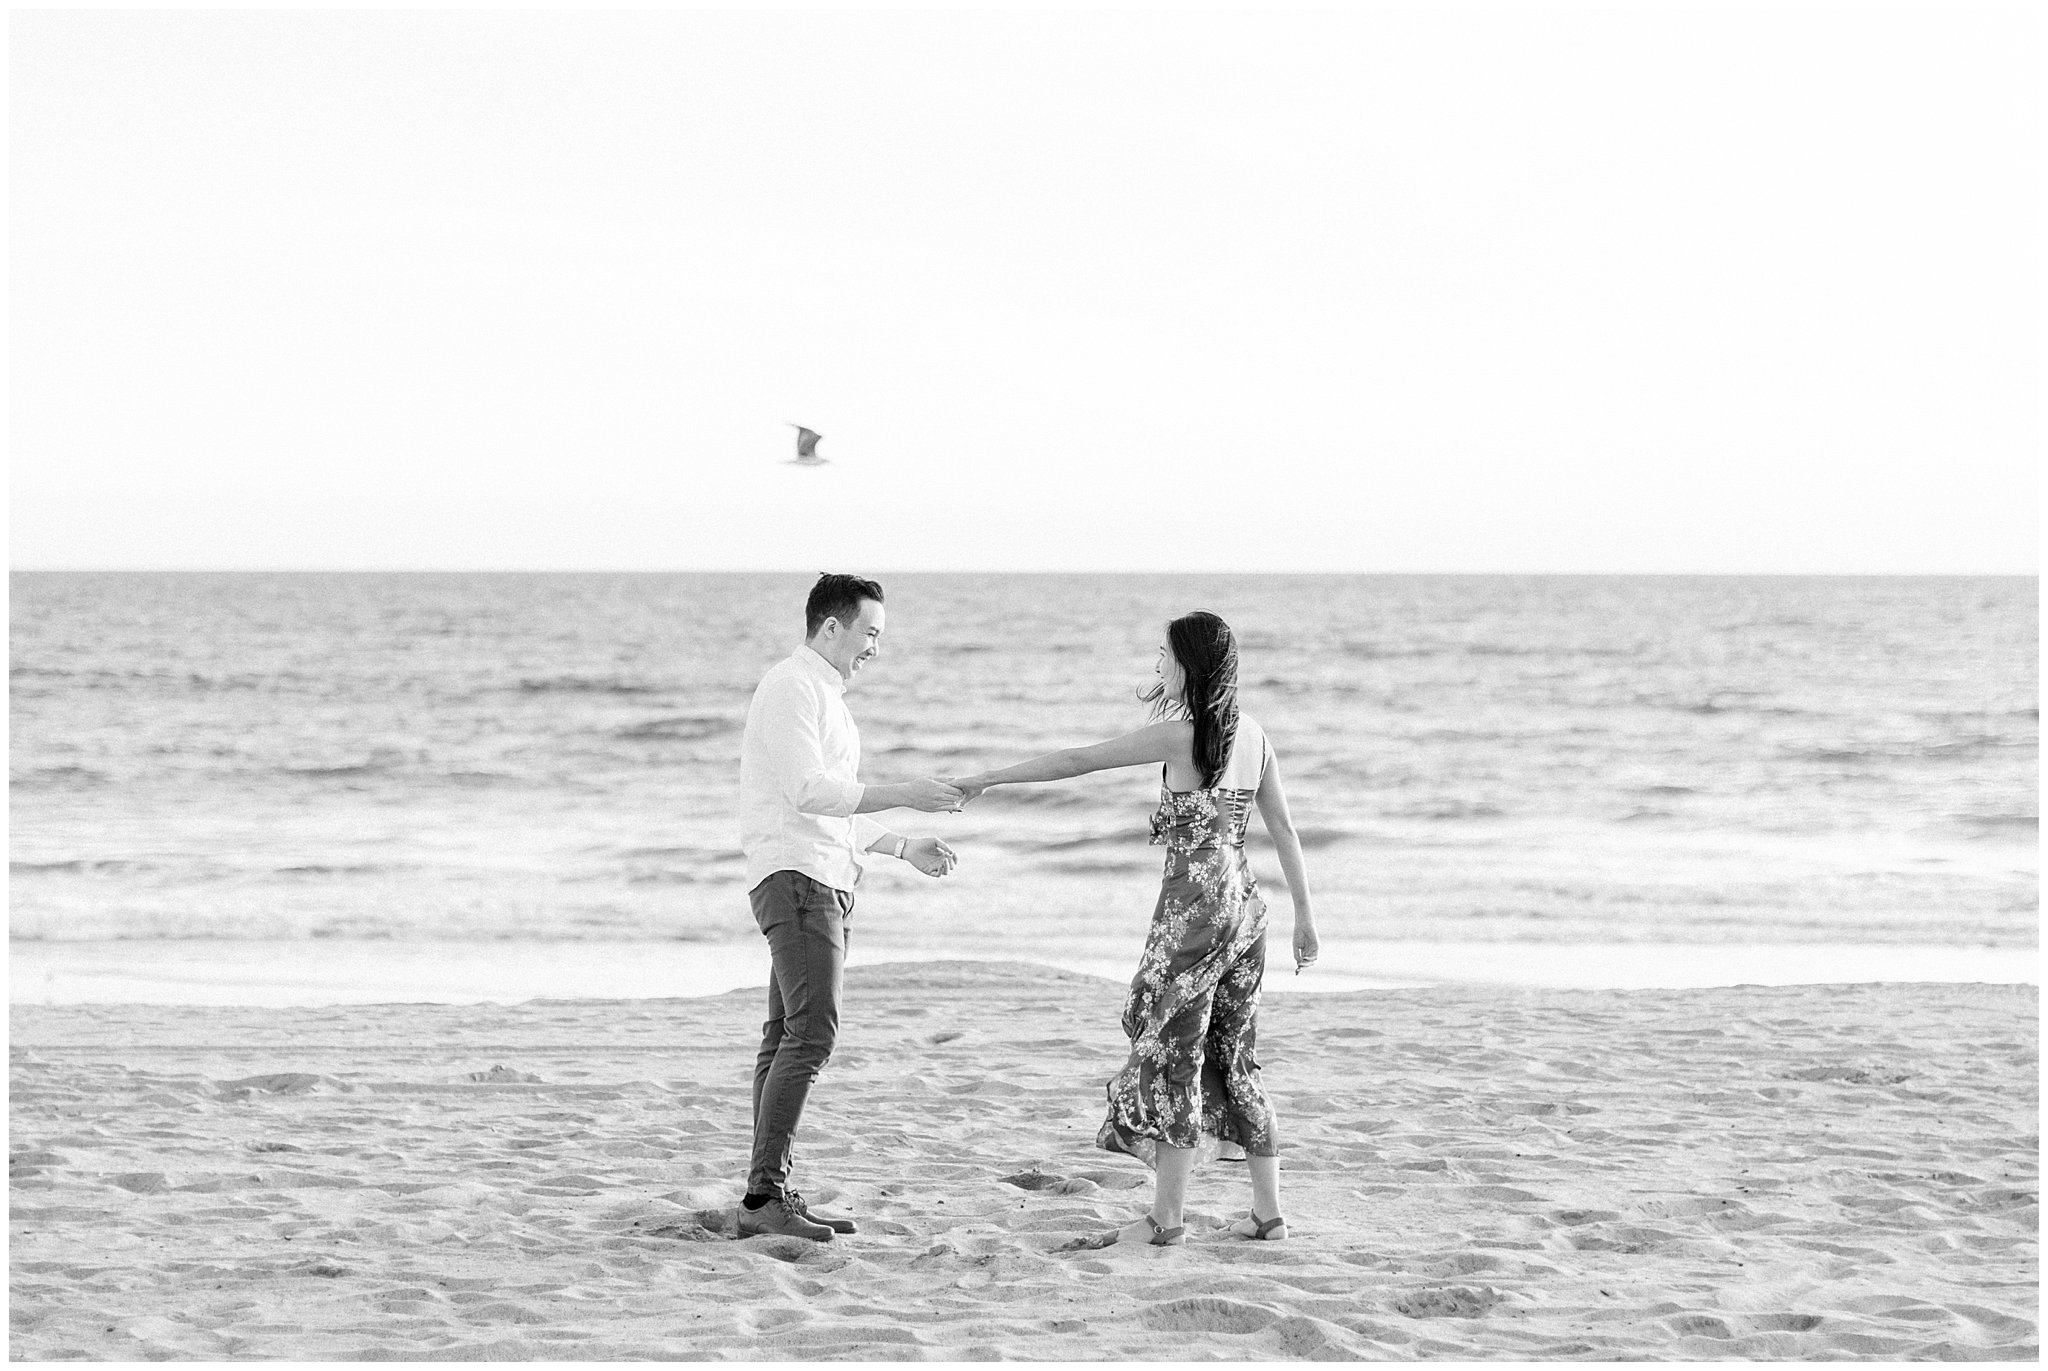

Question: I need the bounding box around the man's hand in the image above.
[904,836,957,877]
[902,778,966,813]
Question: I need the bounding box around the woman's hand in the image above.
[1292,916,1320,974]
[946,775,990,806]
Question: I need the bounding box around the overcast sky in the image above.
[10,4,2039,573]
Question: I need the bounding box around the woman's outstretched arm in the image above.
[957,720,1187,797]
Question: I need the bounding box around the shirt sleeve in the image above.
[758,677,865,817]
[851,816,889,854]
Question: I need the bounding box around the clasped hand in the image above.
[902,776,988,814]
[937,775,988,808]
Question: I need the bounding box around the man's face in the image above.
[818,599,885,684]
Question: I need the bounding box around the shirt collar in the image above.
[793,644,848,695]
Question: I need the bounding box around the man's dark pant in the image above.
[747,870,853,1196]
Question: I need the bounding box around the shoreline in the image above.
[8,936,2038,1008]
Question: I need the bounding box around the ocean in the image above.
[8,572,2037,990]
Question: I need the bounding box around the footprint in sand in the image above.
[640,1221,722,1243]
[1667,1313,1734,1339]
[998,1168,1063,1191]
[1750,1312,1826,1332]
[1000,1167,1103,1198]
[685,1207,739,1236]
[1393,1285,1501,1319]
[1139,1296,1279,1334]
[1073,1169,1148,1191]
[214,1073,351,1099]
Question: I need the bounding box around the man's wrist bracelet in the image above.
[893,836,907,860]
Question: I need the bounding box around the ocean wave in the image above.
[1043,856,1150,875]
[1674,700,1813,717]
[270,758,526,789]
[1620,690,1819,717]
[182,673,272,691]
[1385,799,1508,821]
[10,766,112,790]
[875,743,996,763]
[613,715,741,742]
[283,762,388,779]
[624,869,731,886]
[1912,707,2040,724]
[11,857,421,882]
[1952,814,2039,836]
[1032,833,1131,853]
[11,858,155,875]
[1788,736,2029,764]
[1917,735,2035,758]
[978,788,1095,810]
[1465,644,1638,659]
[616,845,742,861]
[1338,643,1446,661]
[273,864,405,877]
[1244,825,1355,851]
[437,770,525,788]
[516,676,665,696]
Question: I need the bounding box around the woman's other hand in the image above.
[1292,917,1320,973]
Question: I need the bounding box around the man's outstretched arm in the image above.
[855,779,963,813]
[759,679,963,815]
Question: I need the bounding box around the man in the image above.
[736,573,963,1241]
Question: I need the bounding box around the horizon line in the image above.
[6,566,2039,579]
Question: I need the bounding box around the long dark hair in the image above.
[1142,611,1239,789]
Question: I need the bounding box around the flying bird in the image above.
[787,425,827,466]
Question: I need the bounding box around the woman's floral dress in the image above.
[1097,722,1279,1163]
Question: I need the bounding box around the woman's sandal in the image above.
[1143,1214,1187,1246]
[1244,1212,1287,1240]
[1061,1214,1185,1251]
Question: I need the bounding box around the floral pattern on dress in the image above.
[1096,778,1279,1163]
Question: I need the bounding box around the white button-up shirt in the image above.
[739,645,888,894]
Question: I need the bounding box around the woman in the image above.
[954,611,1319,1246]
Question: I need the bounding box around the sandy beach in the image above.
[8,961,2038,1361]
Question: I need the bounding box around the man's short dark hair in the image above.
[805,573,884,637]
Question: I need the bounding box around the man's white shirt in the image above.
[739,645,888,893]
